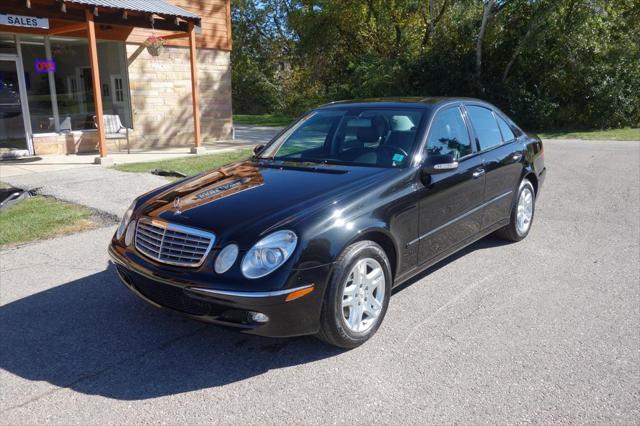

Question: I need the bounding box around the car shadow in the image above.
[0,236,510,402]
[0,263,341,401]
[393,236,514,294]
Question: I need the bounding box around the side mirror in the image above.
[421,154,459,175]
[253,144,265,156]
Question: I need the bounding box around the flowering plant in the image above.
[144,35,164,56]
[144,35,164,49]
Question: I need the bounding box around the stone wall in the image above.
[126,44,233,149]
[33,132,124,155]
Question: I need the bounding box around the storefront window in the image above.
[50,37,132,131]
[0,33,17,54]
[19,36,56,133]
[1,32,132,139]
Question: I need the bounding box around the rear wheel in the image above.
[316,241,391,349]
[495,178,535,242]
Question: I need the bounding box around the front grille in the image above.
[135,218,215,267]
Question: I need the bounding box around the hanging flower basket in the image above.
[144,35,164,56]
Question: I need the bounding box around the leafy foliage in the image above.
[231,0,640,129]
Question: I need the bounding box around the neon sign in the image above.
[34,60,56,73]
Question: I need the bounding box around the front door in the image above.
[417,106,486,265]
[0,56,32,157]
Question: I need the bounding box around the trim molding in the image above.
[407,190,513,246]
[186,284,315,299]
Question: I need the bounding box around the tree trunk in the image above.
[502,3,558,83]
[422,0,450,47]
[475,0,496,90]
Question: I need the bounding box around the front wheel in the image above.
[316,241,392,349]
[495,178,536,242]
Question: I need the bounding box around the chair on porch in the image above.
[93,114,131,154]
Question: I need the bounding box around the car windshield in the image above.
[258,108,425,168]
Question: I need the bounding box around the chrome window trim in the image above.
[185,284,314,299]
[135,217,216,267]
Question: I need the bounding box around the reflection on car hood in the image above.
[138,160,392,246]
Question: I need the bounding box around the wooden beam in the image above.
[188,22,202,148]
[159,32,189,41]
[85,8,107,158]
[225,0,232,50]
[48,22,87,35]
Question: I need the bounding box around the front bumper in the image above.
[109,245,331,337]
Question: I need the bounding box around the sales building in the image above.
[0,0,233,160]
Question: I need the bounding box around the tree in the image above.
[230,0,640,129]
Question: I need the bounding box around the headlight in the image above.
[124,220,137,246]
[241,230,297,279]
[116,201,136,240]
[214,244,239,274]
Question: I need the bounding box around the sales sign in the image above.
[0,14,49,29]
[34,60,56,73]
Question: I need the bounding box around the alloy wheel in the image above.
[341,257,386,333]
[516,186,534,235]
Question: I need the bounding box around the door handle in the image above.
[512,153,523,161]
[472,169,485,179]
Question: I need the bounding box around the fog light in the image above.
[214,244,239,274]
[124,220,136,246]
[249,312,269,323]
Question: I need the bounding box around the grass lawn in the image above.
[0,196,96,247]
[112,148,253,177]
[538,127,639,141]
[233,114,293,127]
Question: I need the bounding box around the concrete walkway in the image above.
[0,125,282,217]
[0,125,282,179]
[1,166,167,218]
[234,124,282,143]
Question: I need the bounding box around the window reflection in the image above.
[12,34,132,134]
[426,107,473,158]
[19,36,55,133]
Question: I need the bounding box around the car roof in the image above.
[316,97,489,110]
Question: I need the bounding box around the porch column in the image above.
[188,22,204,153]
[85,8,108,160]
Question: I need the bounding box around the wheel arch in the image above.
[348,228,399,281]
[523,170,538,195]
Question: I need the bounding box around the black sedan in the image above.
[109,97,546,348]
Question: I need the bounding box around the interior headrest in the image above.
[357,125,380,143]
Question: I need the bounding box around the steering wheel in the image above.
[378,144,409,160]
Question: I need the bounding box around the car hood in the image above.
[137,160,393,247]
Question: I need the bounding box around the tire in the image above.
[316,241,392,349]
[495,178,536,242]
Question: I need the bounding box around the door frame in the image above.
[0,52,34,155]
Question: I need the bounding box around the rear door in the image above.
[464,104,523,228]
[416,105,486,264]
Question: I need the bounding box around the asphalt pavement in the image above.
[0,139,638,424]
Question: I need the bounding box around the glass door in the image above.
[0,55,32,157]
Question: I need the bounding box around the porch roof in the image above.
[2,0,201,32]
[62,0,200,22]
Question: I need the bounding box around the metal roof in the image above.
[63,0,200,20]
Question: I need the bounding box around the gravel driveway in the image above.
[0,139,638,424]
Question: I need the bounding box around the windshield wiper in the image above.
[272,157,329,165]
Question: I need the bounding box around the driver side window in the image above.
[426,107,473,159]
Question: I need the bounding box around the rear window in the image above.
[466,105,502,150]
[496,115,516,142]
